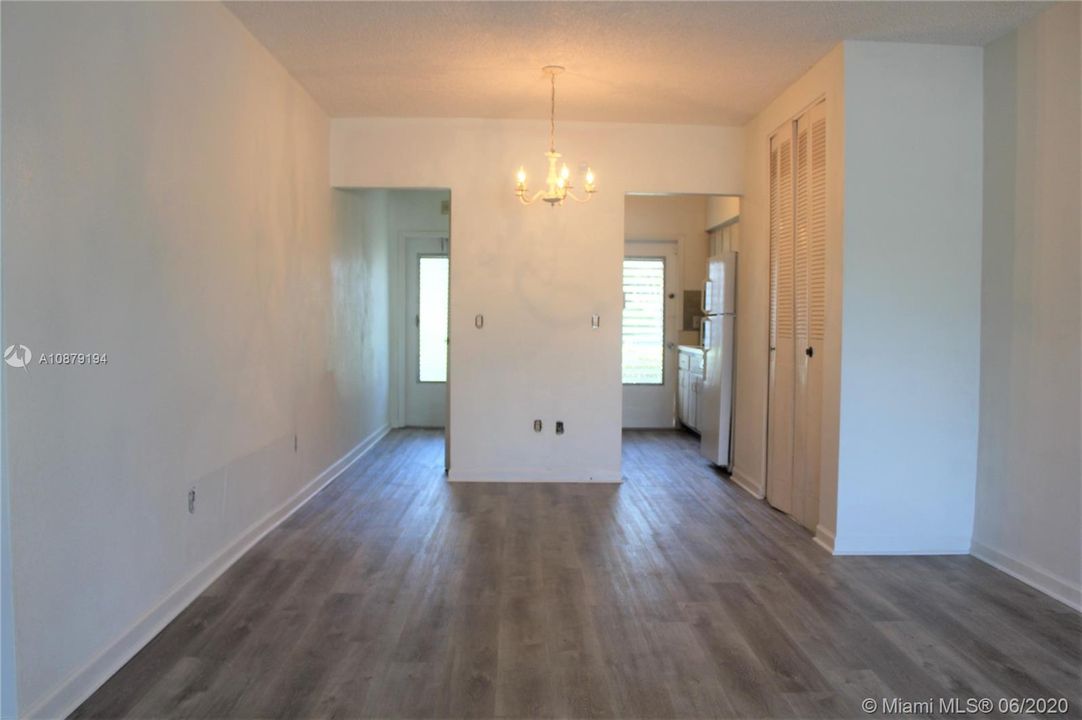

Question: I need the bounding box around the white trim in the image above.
[970,540,1082,612]
[22,424,390,720]
[729,467,765,499]
[813,524,835,553]
[448,467,622,483]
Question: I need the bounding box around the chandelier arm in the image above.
[563,189,595,203]
[517,189,546,205]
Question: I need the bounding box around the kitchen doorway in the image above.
[621,193,742,472]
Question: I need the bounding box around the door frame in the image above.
[391,230,450,428]
[621,238,681,429]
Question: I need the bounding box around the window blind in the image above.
[622,258,666,385]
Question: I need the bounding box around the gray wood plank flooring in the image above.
[72,429,1082,719]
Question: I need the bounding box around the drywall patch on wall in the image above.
[2,3,391,714]
[972,2,1081,605]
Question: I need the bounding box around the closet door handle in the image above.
[805,346,814,358]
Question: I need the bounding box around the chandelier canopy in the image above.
[514,66,597,206]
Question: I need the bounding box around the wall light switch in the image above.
[591,314,600,329]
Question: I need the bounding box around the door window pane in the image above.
[622,258,665,385]
[418,256,449,382]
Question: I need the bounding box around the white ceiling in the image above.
[227,1,1046,126]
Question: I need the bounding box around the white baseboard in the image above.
[23,424,390,720]
[813,524,835,553]
[729,467,765,499]
[970,540,1082,612]
[448,467,622,483]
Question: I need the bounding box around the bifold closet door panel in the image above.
[792,101,827,531]
[766,132,795,515]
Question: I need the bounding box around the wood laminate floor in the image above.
[74,429,1081,719]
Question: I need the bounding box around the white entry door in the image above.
[622,241,680,428]
[405,236,449,427]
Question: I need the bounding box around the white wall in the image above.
[2,3,390,716]
[332,118,743,482]
[972,2,1081,609]
[706,196,741,230]
[624,194,709,347]
[736,46,845,515]
[834,42,984,554]
[0,7,16,715]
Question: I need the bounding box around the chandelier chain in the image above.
[549,71,556,153]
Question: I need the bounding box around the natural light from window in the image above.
[622,258,665,385]
[418,256,449,382]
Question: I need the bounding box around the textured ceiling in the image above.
[227,1,1046,125]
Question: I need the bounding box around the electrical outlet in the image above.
[556,421,565,435]
[188,488,196,514]
[533,419,543,432]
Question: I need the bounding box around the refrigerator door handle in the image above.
[702,280,712,313]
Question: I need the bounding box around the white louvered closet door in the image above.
[791,101,827,531]
[766,131,795,515]
[767,100,826,531]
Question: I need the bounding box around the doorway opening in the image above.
[387,190,451,443]
[404,236,449,427]
[622,193,741,473]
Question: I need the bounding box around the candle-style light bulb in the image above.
[561,163,570,180]
[585,167,596,187]
[516,167,527,185]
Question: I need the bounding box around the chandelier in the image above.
[514,66,597,206]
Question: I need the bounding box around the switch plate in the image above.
[591,314,600,329]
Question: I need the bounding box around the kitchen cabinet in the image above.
[677,346,704,432]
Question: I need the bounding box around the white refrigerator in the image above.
[699,251,737,468]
